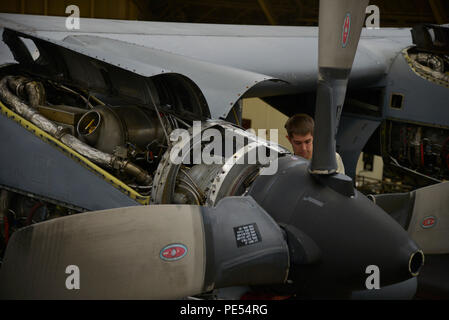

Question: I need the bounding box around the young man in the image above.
[285,113,345,174]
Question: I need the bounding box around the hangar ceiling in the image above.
[133,0,449,27]
[0,0,448,27]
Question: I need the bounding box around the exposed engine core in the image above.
[383,120,449,188]
[406,48,449,87]
[0,76,153,185]
[151,120,288,205]
[0,73,287,208]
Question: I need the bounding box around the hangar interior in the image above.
[1,0,447,26]
[0,0,448,300]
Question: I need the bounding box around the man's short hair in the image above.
[285,113,314,137]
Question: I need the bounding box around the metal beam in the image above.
[257,0,277,25]
[428,0,448,24]
[90,0,95,18]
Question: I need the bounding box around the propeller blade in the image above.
[0,197,289,299]
[311,0,369,174]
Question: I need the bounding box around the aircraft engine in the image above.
[0,73,288,201]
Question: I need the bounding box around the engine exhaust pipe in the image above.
[409,250,424,277]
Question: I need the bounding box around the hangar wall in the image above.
[242,98,292,153]
[0,0,139,20]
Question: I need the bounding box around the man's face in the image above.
[287,132,313,160]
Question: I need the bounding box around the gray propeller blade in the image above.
[311,0,369,174]
[0,197,289,299]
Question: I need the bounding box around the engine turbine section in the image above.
[151,121,289,205]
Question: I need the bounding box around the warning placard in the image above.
[233,223,261,247]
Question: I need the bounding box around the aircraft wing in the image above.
[0,13,412,119]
